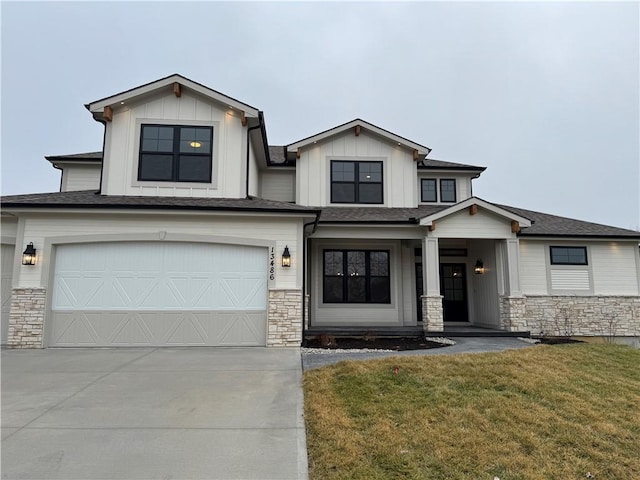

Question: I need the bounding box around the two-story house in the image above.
[2,74,639,348]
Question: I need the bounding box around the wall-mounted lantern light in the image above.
[474,259,485,275]
[22,242,37,266]
[282,246,291,268]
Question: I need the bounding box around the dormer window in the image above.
[331,160,383,204]
[138,125,213,183]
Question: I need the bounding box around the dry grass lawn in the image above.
[303,344,640,480]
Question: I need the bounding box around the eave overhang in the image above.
[419,197,533,227]
[286,118,432,158]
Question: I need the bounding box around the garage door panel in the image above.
[51,242,268,347]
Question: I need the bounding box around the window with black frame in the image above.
[323,250,390,303]
[440,179,456,203]
[550,246,588,265]
[138,125,213,182]
[330,161,383,204]
[421,178,437,202]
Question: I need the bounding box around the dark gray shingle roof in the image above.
[319,205,447,223]
[417,158,486,171]
[45,152,103,162]
[497,204,640,238]
[1,190,319,214]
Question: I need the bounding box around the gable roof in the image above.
[418,197,532,227]
[0,190,319,216]
[86,74,260,119]
[286,118,432,156]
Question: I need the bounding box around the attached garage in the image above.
[49,242,268,347]
[1,243,15,345]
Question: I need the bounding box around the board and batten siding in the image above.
[310,239,404,326]
[431,208,514,239]
[468,239,500,327]
[101,90,246,198]
[260,171,295,202]
[296,130,417,207]
[417,173,473,204]
[61,165,101,192]
[16,214,302,291]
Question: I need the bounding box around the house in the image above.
[2,74,639,348]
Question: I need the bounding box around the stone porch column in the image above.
[499,238,526,331]
[421,237,444,332]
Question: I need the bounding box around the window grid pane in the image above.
[550,247,587,265]
[421,179,437,202]
[330,161,383,204]
[323,250,390,304]
[138,125,213,183]
[440,179,456,202]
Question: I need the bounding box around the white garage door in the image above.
[50,242,267,347]
[1,244,14,345]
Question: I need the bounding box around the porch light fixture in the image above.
[474,259,485,275]
[22,242,36,266]
[282,246,291,267]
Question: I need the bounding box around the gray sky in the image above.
[2,1,639,230]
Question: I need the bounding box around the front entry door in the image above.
[440,263,468,322]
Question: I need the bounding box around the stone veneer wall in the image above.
[499,296,527,332]
[524,295,640,337]
[268,289,303,347]
[8,288,46,348]
[421,295,444,332]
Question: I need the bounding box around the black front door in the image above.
[415,263,423,322]
[440,263,468,322]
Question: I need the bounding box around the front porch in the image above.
[304,324,530,340]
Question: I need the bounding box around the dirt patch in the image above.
[303,336,445,351]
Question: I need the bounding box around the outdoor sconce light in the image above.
[22,242,37,266]
[474,259,485,275]
[282,246,291,268]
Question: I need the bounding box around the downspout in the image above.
[301,213,321,344]
[245,114,264,199]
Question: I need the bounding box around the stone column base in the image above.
[421,295,444,332]
[8,288,47,348]
[268,289,303,347]
[499,296,527,332]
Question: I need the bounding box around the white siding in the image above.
[101,90,246,198]
[1,218,18,240]
[1,243,15,344]
[16,214,302,291]
[296,130,417,207]
[519,241,548,294]
[591,242,639,294]
[417,174,474,204]
[260,171,295,202]
[550,270,590,291]
[431,208,514,239]
[310,239,403,326]
[61,165,101,192]
[468,239,500,327]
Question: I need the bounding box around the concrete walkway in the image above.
[1,347,307,480]
[302,336,534,370]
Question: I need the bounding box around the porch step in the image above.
[305,326,530,339]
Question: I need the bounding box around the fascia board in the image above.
[286,119,431,155]
[419,197,533,227]
[86,74,260,116]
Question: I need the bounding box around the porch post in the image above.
[499,238,527,332]
[421,237,443,332]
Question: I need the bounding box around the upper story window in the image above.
[138,125,213,183]
[331,161,383,204]
[440,179,457,203]
[550,246,588,265]
[421,179,437,202]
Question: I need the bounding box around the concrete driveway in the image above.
[1,347,307,480]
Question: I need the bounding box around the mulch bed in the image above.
[533,337,584,345]
[303,336,445,351]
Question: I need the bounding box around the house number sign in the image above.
[269,246,275,280]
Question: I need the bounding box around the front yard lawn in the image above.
[303,344,640,480]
